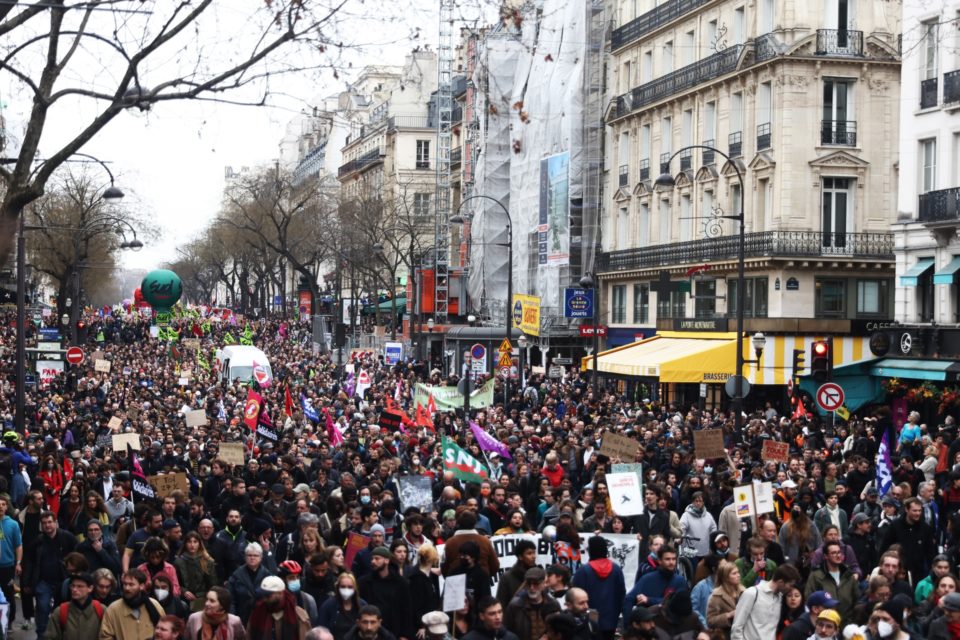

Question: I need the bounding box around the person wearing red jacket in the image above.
[542,452,565,488]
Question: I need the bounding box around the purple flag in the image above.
[470,421,512,460]
[876,429,893,495]
[344,372,356,398]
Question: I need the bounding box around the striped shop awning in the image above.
[743,335,871,385]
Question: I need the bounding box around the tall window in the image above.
[815,278,846,318]
[695,280,716,319]
[413,193,431,224]
[759,0,774,33]
[622,61,632,93]
[730,92,743,135]
[659,199,671,243]
[728,277,768,318]
[416,140,430,169]
[822,79,855,145]
[639,202,650,246]
[611,285,627,324]
[617,207,630,250]
[682,109,693,147]
[633,283,649,324]
[642,50,653,83]
[734,6,745,44]
[661,116,672,155]
[680,194,692,241]
[701,190,714,238]
[856,279,889,316]
[683,30,695,66]
[758,178,772,231]
[704,101,717,143]
[706,20,718,56]
[641,123,651,161]
[923,21,939,80]
[758,82,772,128]
[663,40,674,74]
[822,178,853,250]
[657,291,686,320]
[921,138,937,193]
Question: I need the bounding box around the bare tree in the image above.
[0,0,353,264]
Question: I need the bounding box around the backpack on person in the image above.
[58,600,105,628]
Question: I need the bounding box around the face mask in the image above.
[360,496,371,505]
[339,587,355,599]
[877,621,894,638]
[287,580,301,593]
[154,589,169,601]
[704,466,713,474]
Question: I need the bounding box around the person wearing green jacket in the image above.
[915,555,952,604]
[734,538,777,588]
[803,541,859,625]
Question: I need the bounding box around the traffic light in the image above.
[791,349,805,378]
[810,339,833,383]
[75,320,87,344]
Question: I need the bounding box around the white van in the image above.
[214,345,272,383]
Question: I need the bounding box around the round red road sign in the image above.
[66,346,84,365]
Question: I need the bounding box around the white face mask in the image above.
[877,620,894,638]
[154,589,169,601]
[339,587,355,599]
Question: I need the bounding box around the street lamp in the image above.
[655,143,747,437]
[450,194,514,405]
[579,273,599,388]
[427,318,435,365]
[517,333,528,389]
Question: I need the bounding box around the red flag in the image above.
[243,389,263,431]
[426,394,437,416]
[415,404,435,430]
[284,385,294,418]
[792,396,806,420]
[322,407,344,446]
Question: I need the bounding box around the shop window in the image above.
[612,285,627,324]
[727,277,768,318]
[633,283,649,324]
[815,278,846,318]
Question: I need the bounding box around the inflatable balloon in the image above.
[140,269,182,313]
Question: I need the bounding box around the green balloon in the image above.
[140,269,183,312]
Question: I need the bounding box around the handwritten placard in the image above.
[127,407,140,422]
[94,359,112,373]
[184,410,207,428]
[107,416,123,432]
[693,429,726,459]
[218,442,245,467]
[149,472,189,498]
[112,433,141,451]
[599,431,640,461]
[761,439,790,463]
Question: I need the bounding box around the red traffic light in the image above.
[76,320,86,330]
[813,341,829,356]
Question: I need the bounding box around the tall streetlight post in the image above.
[655,144,747,437]
[12,154,132,433]
[451,194,513,405]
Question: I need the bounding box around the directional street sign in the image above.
[65,346,84,365]
[816,382,845,412]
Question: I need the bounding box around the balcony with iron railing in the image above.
[757,123,771,151]
[388,115,432,130]
[921,78,939,109]
[755,33,780,63]
[728,132,742,158]
[613,45,746,119]
[944,70,960,105]
[611,0,712,51]
[639,158,650,181]
[918,187,960,224]
[701,140,715,165]
[679,149,692,171]
[619,164,630,188]
[815,29,864,56]
[820,120,857,146]
[338,147,385,178]
[597,231,894,272]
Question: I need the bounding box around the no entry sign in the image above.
[816,382,844,412]
[66,346,84,365]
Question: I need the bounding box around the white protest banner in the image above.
[219,443,246,467]
[184,410,208,428]
[606,472,645,516]
[441,574,467,612]
[112,433,141,451]
[753,481,775,514]
[444,533,640,592]
[734,484,755,518]
[36,360,64,387]
[397,475,433,513]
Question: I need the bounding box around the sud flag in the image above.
[302,395,320,423]
[243,389,263,431]
[441,436,489,484]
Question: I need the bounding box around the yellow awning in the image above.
[581,332,737,382]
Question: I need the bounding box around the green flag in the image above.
[240,326,254,345]
[441,436,489,484]
[223,332,237,345]
[197,352,210,372]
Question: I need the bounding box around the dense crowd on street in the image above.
[0,307,956,640]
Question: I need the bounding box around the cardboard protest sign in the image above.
[112,433,140,451]
[149,472,189,498]
[185,410,207,428]
[761,440,790,463]
[693,429,726,459]
[753,481,775,514]
[344,532,368,570]
[107,416,123,431]
[442,575,467,612]
[219,443,245,467]
[94,359,111,373]
[734,484,755,518]
[599,432,639,461]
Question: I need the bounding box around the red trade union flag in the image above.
[243,389,263,431]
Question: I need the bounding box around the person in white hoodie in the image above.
[729,564,802,640]
[679,492,717,560]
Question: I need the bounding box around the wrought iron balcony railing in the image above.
[613,45,746,119]
[728,131,742,158]
[701,140,715,165]
[597,231,894,272]
[755,33,781,63]
[815,29,864,56]
[757,123,771,150]
[944,70,960,105]
[921,78,939,109]
[919,187,960,224]
[337,148,385,178]
[611,0,712,51]
[619,164,630,187]
[639,158,650,181]
[820,120,857,146]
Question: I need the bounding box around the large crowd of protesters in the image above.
[0,307,955,640]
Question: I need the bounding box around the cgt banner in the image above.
[439,533,640,591]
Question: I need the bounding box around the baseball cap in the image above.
[807,591,840,609]
[882,495,901,508]
[941,592,960,612]
[524,567,546,583]
[162,519,180,531]
[866,487,879,497]
[422,611,450,635]
[260,576,285,593]
[851,513,871,527]
[780,479,798,489]
[630,606,657,623]
[817,610,841,627]
[371,546,392,559]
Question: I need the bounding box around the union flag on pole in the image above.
[243,389,263,431]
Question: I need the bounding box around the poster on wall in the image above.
[539,151,570,266]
